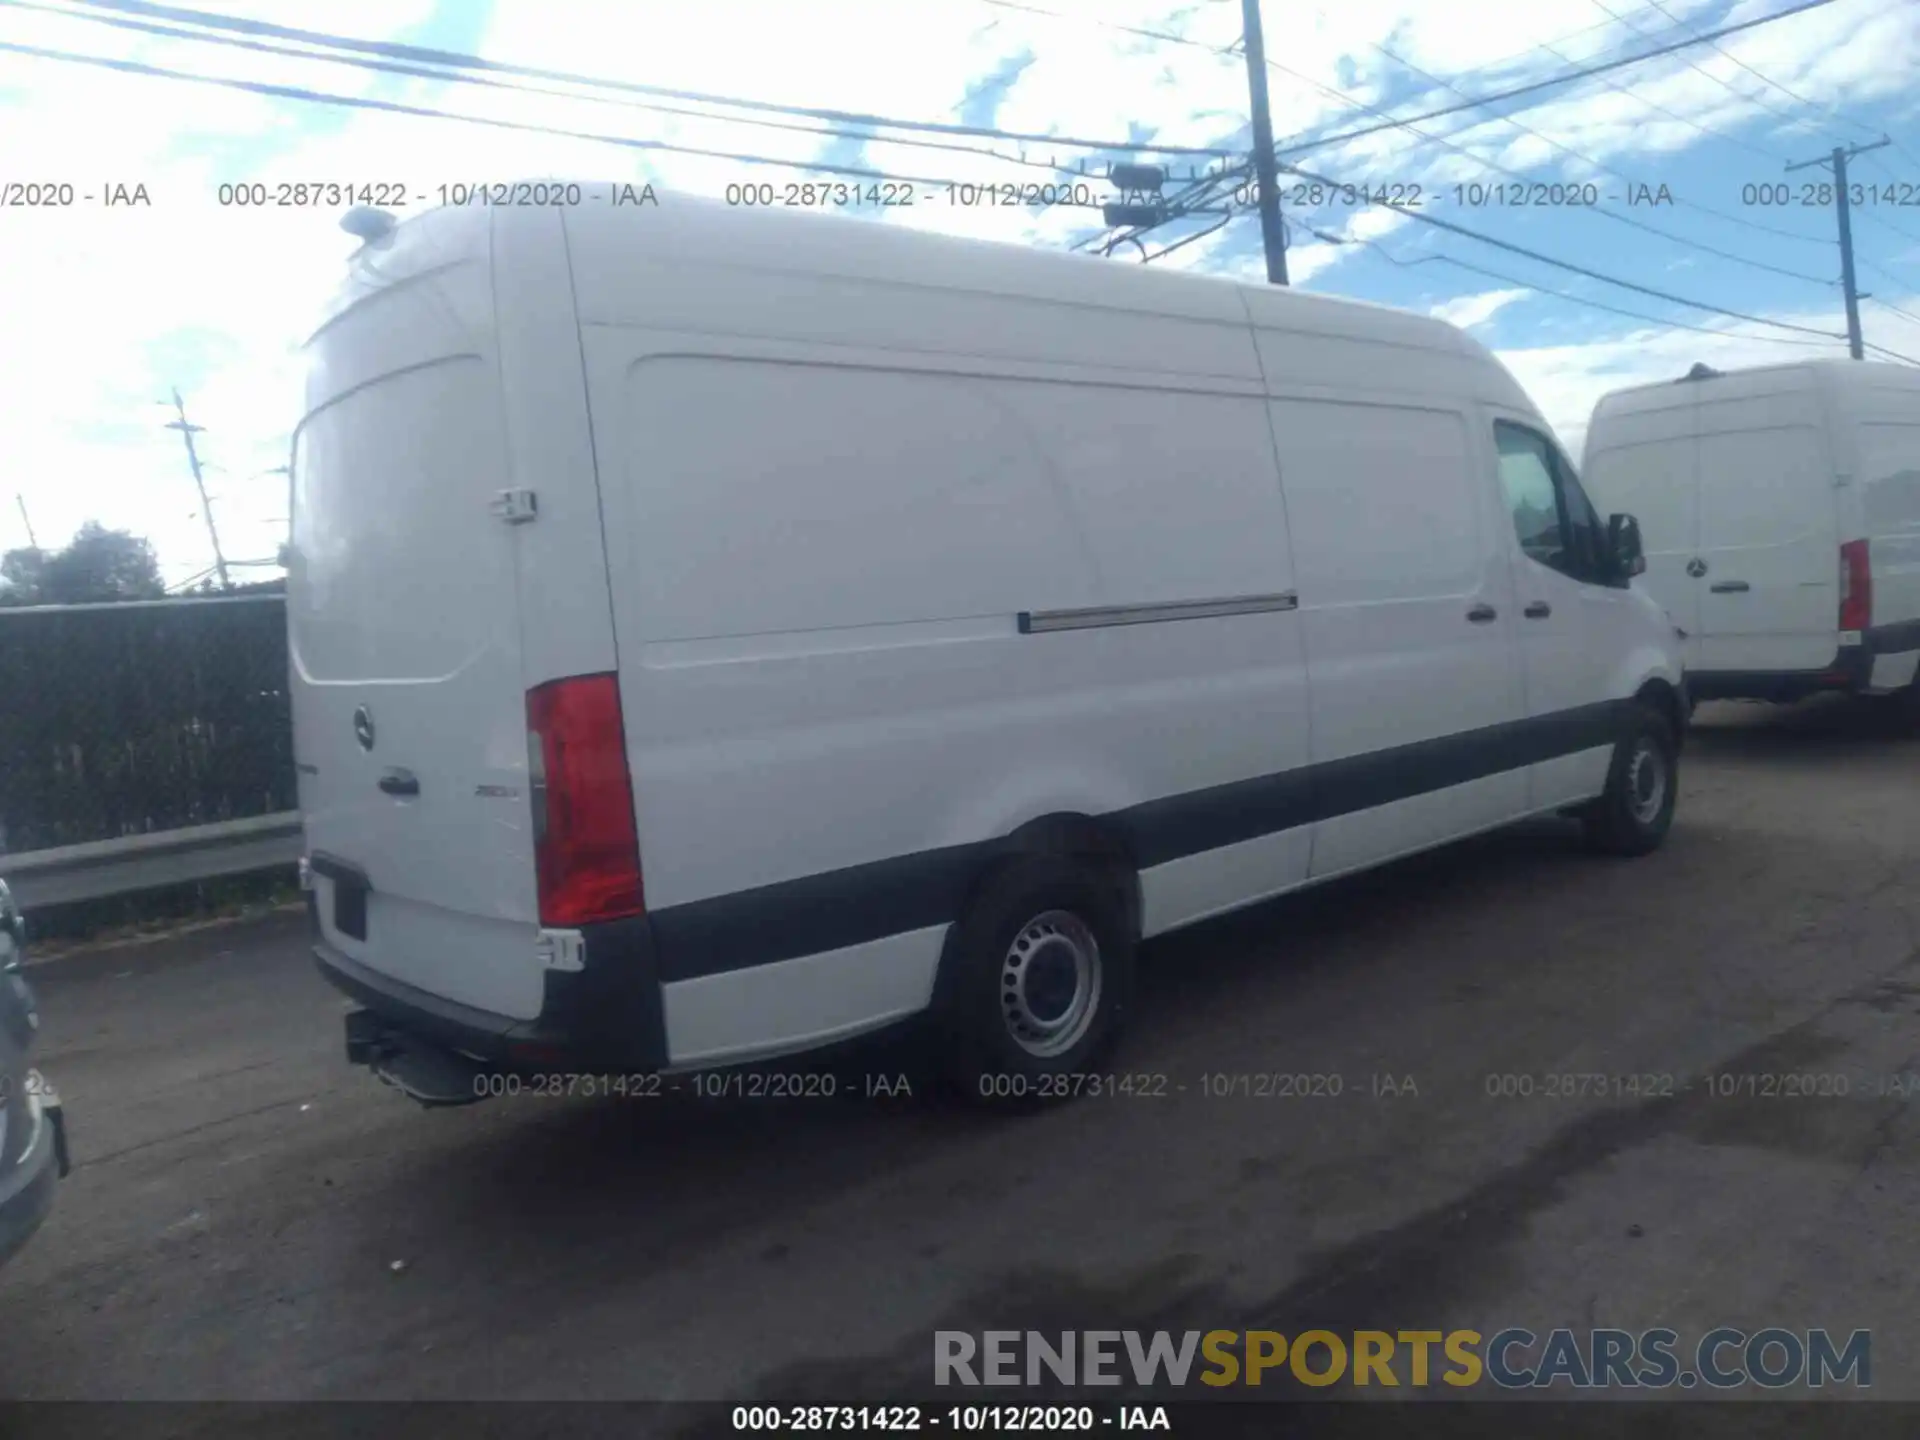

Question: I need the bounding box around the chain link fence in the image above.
[0,596,297,933]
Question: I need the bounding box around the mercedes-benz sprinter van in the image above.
[291,192,1685,1107]
[1584,360,1920,716]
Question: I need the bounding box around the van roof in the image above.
[1589,357,1920,424]
[342,188,1491,357]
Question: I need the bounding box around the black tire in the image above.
[933,855,1135,1107]
[1887,676,1920,732]
[1582,704,1679,857]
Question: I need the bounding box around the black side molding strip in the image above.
[1866,617,1920,656]
[648,698,1637,983]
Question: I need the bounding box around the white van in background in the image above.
[1583,360,1920,717]
[290,191,1685,1108]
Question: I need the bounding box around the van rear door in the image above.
[291,208,546,1024]
[1694,417,1839,673]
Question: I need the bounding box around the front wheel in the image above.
[1583,705,1679,857]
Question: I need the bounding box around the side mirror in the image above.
[1608,513,1647,579]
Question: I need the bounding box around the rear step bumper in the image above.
[310,894,670,1090]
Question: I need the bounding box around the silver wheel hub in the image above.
[1000,910,1102,1058]
[1626,739,1667,825]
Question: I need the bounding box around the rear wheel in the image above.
[1583,705,1679,857]
[1886,673,1920,731]
[934,856,1134,1106]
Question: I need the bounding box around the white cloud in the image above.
[1431,286,1531,329]
[1494,295,1920,460]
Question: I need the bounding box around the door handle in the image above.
[1466,604,1498,624]
[1709,580,1750,594]
[1523,601,1552,619]
[378,770,420,798]
[1685,558,1708,578]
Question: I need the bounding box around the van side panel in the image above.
[1265,393,1529,877]
[578,314,1308,1065]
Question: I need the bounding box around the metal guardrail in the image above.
[0,812,304,910]
[0,594,286,614]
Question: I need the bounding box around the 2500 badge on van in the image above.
[289,193,1685,1107]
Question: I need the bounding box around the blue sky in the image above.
[1,0,1918,585]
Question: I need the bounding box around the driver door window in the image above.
[1495,421,1608,584]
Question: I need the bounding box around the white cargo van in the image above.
[1583,360,1920,714]
[290,192,1685,1107]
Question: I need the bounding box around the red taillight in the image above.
[525,673,643,927]
[1839,539,1872,632]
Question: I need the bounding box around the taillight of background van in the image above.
[525,674,644,927]
[1839,539,1873,633]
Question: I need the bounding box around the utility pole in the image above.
[165,387,230,590]
[14,495,36,550]
[1786,137,1890,360]
[1239,0,1288,285]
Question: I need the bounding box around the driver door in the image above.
[1492,418,1636,810]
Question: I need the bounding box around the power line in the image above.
[1273,156,1846,339]
[1627,0,1920,176]
[1632,0,1886,139]
[56,0,1233,156]
[23,0,1216,182]
[1498,13,1787,176]
[1496,18,1835,245]
[979,0,1693,75]
[1143,211,1237,264]
[1088,0,1843,257]
[0,38,1109,201]
[1271,0,1838,165]
[972,0,1834,171]
[1307,2,1838,258]
[1863,340,1920,364]
[1213,11,1838,288]
[1584,0,1805,147]
[1126,150,1851,345]
[1851,154,1920,249]
[1862,258,1920,295]
[1313,223,1843,348]
[977,0,1234,58]
[6,0,1103,179]
[1867,295,1920,326]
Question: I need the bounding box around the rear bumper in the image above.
[1688,621,1920,703]
[310,893,669,1075]
[0,1085,65,1268]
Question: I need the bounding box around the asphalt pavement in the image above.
[3,697,1918,1411]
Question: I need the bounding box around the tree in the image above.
[0,521,166,606]
[0,546,47,604]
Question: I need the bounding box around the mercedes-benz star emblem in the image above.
[353,705,376,752]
